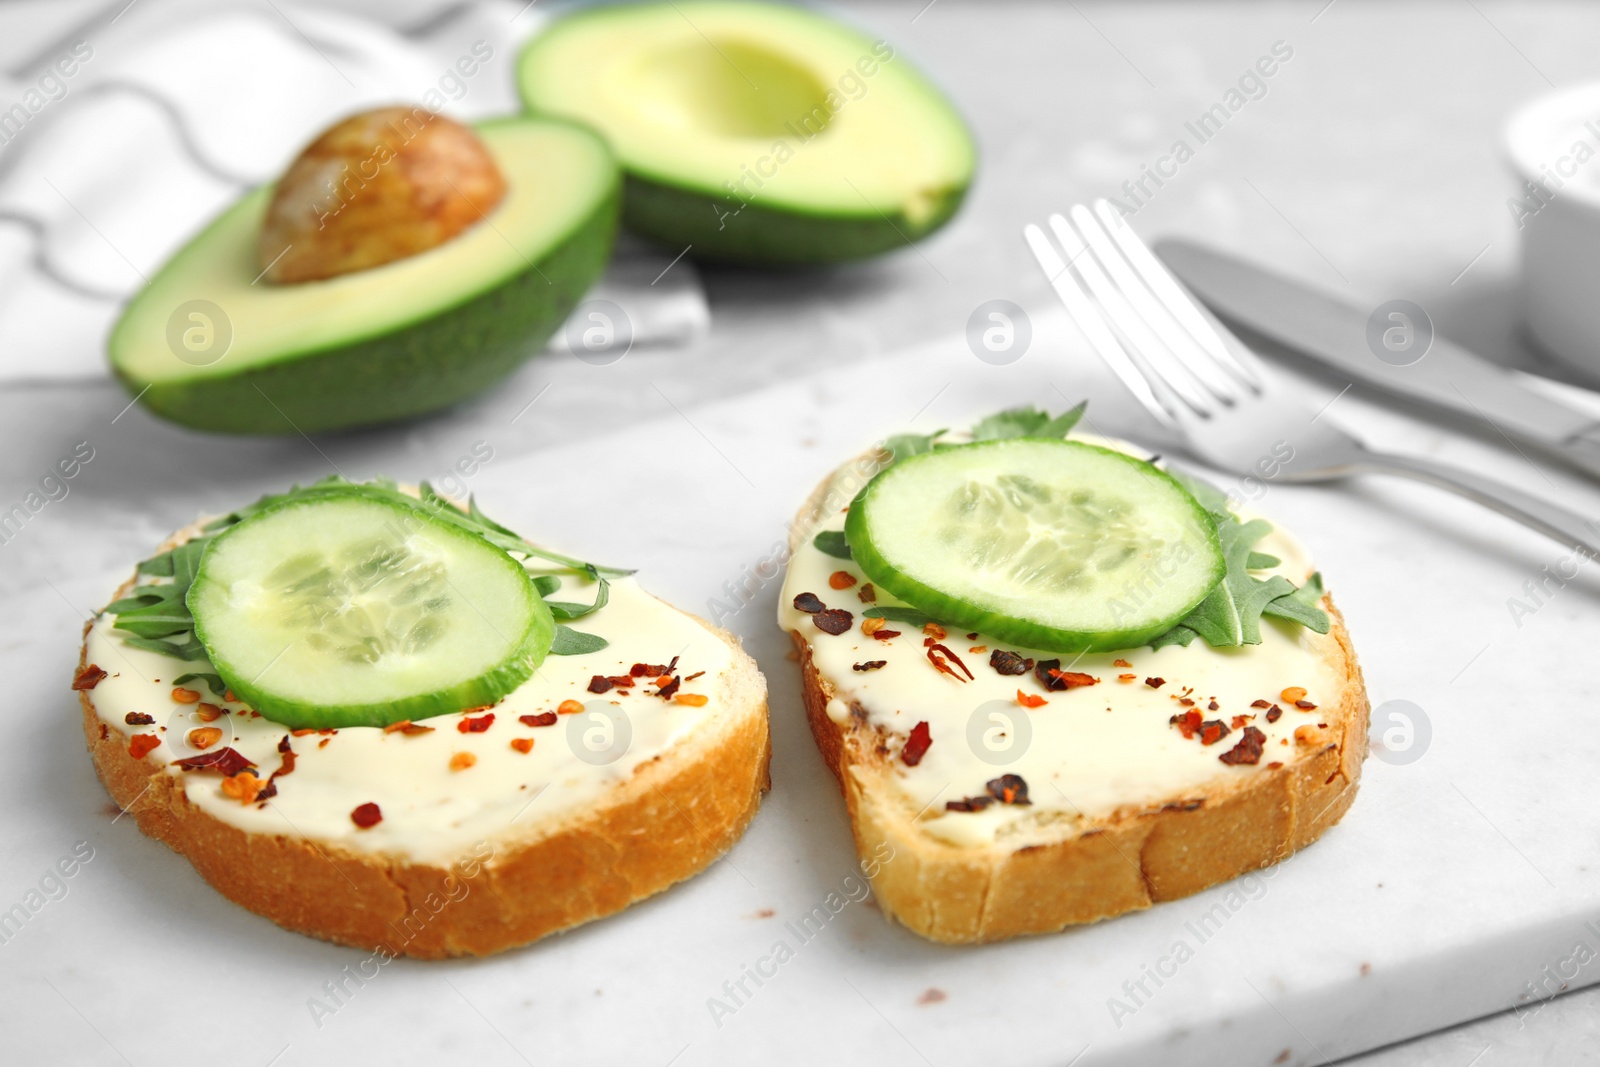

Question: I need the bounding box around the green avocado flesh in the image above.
[516,1,975,264]
[845,439,1226,653]
[109,119,620,434]
[188,492,553,730]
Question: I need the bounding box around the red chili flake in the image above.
[1016,690,1047,709]
[588,676,613,694]
[1035,659,1066,690]
[828,570,857,590]
[1251,699,1272,708]
[1198,720,1231,746]
[351,802,382,829]
[1219,726,1267,766]
[857,583,876,603]
[986,774,1032,805]
[813,608,853,635]
[1179,697,1195,707]
[1171,709,1202,739]
[852,661,887,672]
[945,795,994,812]
[1230,714,1253,730]
[173,747,256,776]
[124,712,155,726]
[1208,700,1220,711]
[871,629,901,641]
[127,734,161,760]
[1145,677,1166,689]
[684,671,704,682]
[520,712,558,728]
[1265,704,1283,723]
[657,675,682,700]
[966,632,979,640]
[72,664,107,690]
[923,622,947,641]
[901,721,932,766]
[458,712,495,733]
[1118,673,1137,682]
[1113,658,1132,668]
[607,675,636,688]
[1295,700,1318,711]
[791,593,826,615]
[989,649,1033,676]
[1267,761,1284,770]
[254,778,278,802]
[630,657,678,677]
[926,643,974,681]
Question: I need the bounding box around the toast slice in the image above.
[77,519,769,958]
[781,452,1368,944]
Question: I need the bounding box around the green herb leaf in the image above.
[883,431,944,463]
[546,579,610,621]
[813,530,852,560]
[971,404,1085,441]
[864,606,936,627]
[1147,471,1327,648]
[173,672,228,698]
[532,575,563,597]
[1262,571,1330,633]
[549,625,608,656]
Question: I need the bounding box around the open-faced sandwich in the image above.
[779,405,1367,943]
[75,478,768,957]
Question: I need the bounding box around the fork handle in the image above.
[1359,450,1600,553]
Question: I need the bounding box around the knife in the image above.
[1154,237,1600,481]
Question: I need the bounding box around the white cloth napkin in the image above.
[0,0,706,383]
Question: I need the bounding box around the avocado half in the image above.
[516,1,975,265]
[109,118,620,434]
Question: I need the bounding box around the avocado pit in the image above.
[258,106,507,284]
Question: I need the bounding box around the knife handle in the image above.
[1360,450,1600,555]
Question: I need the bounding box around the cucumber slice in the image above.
[188,492,552,729]
[844,439,1224,652]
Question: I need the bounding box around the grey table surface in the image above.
[3,1,1599,1063]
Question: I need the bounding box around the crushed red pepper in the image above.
[986,774,1032,805]
[1016,690,1047,709]
[588,676,614,694]
[458,712,495,733]
[813,608,853,635]
[989,649,1034,676]
[945,795,994,812]
[1219,726,1268,766]
[1172,709,1202,739]
[128,734,160,760]
[124,712,155,726]
[871,629,901,641]
[351,802,382,829]
[926,643,974,681]
[828,571,857,590]
[1265,704,1283,724]
[1198,720,1230,746]
[1145,677,1166,689]
[901,721,932,766]
[174,747,256,776]
[520,712,558,727]
[857,582,876,603]
[791,593,826,615]
[852,661,887,672]
[72,664,107,690]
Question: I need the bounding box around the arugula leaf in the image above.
[883,431,943,464]
[173,672,227,698]
[863,605,936,627]
[1148,471,1328,648]
[550,625,608,655]
[812,530,852,560]
[970,403,1086,441]
[532,575,562,597]
[545,579,610,621]
[1263,571,1330,632]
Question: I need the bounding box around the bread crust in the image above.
[78,574,770,959]
[787,463,1369,944]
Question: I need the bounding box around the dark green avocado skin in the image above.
[125,192,619,435]
[621,173,968,265]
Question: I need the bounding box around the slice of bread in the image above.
[76,519,769,958]
[783,456,1369,944]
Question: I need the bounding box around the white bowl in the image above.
[1506,82,1600,372]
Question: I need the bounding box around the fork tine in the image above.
[1023,222,1175,431]
[1048,212,1215,415]
[1090,199,1265,391]
[1071,204,1243,404]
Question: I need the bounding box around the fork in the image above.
[1024,200,1600,555]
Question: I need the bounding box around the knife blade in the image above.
[1154,237,1600,480]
